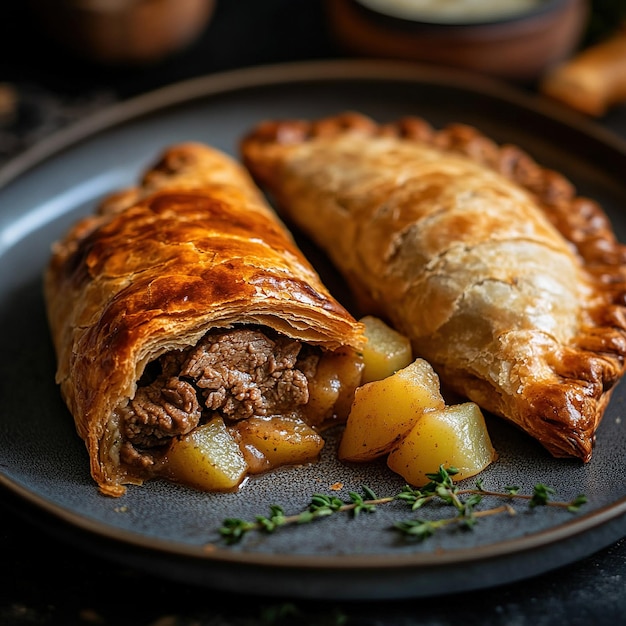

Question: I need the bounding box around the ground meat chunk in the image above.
[120,440,155,469]
[118,327,317,468]
[181,328,310,420]
[121,376,201,448]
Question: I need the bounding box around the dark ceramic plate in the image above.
[1,60,626,601]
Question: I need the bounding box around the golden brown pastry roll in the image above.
[45,142,365,496]
[540,26,626,117]
[241,112,626,462]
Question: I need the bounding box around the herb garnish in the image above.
[218,466,587,544]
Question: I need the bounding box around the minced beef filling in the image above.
[119,328,319,468]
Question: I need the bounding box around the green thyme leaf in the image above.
[216,469,587,544]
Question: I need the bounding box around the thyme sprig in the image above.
[218,466,587,545]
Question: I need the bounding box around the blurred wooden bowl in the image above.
[29,0,215,65]
[326,0,590,82]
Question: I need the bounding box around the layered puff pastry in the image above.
[45,142,365,496]
[241,112,626,462]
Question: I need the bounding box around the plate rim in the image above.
[2,58,626,190]
[4,471,625,570]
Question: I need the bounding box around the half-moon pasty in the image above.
[45,142,365,496]
[241,112,626,462]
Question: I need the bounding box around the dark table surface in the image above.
[2,1,626,624]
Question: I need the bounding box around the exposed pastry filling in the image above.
[116,325,363,485]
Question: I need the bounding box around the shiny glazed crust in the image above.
[241,112,626,462]
[45,142,365,496]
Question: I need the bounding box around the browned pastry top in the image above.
[45,142,365,495]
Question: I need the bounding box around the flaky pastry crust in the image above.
[45,142,365,496]
[241,112,626,462]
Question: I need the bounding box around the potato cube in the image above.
[305,348,365,425]
[233,415,324,474]
[360,315,412,384]
[166,417,248,491]
[387,402,497,486]
[338,358,445,462]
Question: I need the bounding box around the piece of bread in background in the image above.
[540,24,626,116]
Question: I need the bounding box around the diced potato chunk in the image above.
[338,358,445,462]
[360,315,412,384]
[232,415,324,474]
[305,347,365,425]
[387,402,497,486]
[165,417,248,491]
